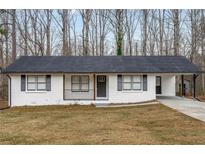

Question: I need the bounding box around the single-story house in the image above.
[2,56,202,107]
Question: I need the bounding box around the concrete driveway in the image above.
[157,96,205,122]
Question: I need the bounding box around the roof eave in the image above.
[3,71,203,74]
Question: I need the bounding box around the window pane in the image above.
[81,76,89,83]
[38,76,46,82]
[72,76,80,83]
[133,83,141,90]
[133,76,141,82]
[123,76,131,82]
[28,76,36,82]
[81,84,89,91]
[72,83,80,91]
[156,77,161,86]
[37,83,46,90]
[27,83,36,90]
[97,76,105,82]
[123,83,131,90]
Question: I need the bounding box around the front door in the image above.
[156,76,162,94]
[97,75,106,97]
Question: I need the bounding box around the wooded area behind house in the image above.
[0,9,205,100]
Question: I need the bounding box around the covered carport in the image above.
[156,59,205,122]
[155,73,201,99]
[180,74,199,99]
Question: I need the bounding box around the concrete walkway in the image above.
[158,96,205,122]
[96,101,159,108]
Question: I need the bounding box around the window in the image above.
[97,76,106,82]
[156,76,161,86]
[71,76,89,92]
[27,75,46,91]
[122,75,142,91]
[37,76,46,90]
[132,76,142,90]
[122,76,132,90]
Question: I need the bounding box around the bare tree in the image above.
[125,10,139,55]
[99,10,109,56]
[29,10,38,55]
[80,9,92,55]
[4,10,9,64]
[71,13,77,55]
[148,10,158,55]
[0,35,3,68]
[46,9,52,56]
[24,9,28,56]
[189,10,200,62]
[201,10,205,93]
[158,9,165,55]
[62,10,69,55]
[172,9,180,55]
[115,9,124,55]
[90,10,97,55]
[142,9,149,55]
[12,9,16,61]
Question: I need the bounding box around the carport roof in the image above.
[3,56,202,74]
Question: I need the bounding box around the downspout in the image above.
[6,74,11,108]
[93,74,96,100]
[181,75,184,97]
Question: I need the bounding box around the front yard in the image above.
[1,104,205,144]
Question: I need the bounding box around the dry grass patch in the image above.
[0,101,8,109]
[1,104,205,144]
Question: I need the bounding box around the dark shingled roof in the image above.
[3,56,202,74]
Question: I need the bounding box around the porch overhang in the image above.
[63,73,108,101]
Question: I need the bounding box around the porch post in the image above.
[193,74,196,98]
[181,75,184,97]
[93,74,96,100]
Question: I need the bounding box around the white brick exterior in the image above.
[8,74,176,106]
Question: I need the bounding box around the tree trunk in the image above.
[24,9,28,56]
[99,9,107,56]
[12,9,16,62]
[0,38,3,99]
[201,10,205,93]
[142,9,148,56]
[116,9,124,56]
[46,9,51,56]
[4,10,9,64]
[62,10,69,56]
[95,11,98,55]
[84,10,91,55]
[190,10,198,62]
[159,10,165,55]
[172,9,180,56]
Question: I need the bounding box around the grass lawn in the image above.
[1,104,205,144]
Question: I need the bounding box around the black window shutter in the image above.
[143,75,147,91]
[21,75,26,91]
[46,75,51,91]
[117,75,122,91]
